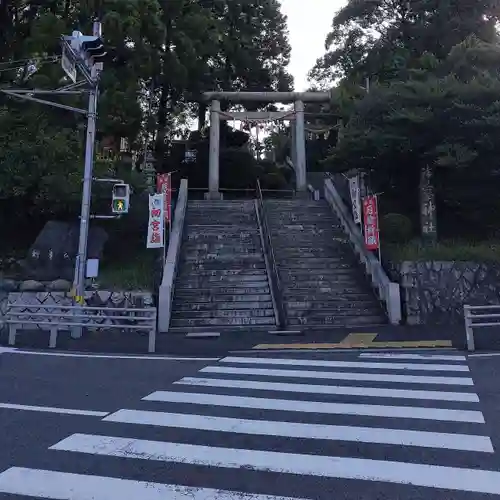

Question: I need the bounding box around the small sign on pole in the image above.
[61,44,77,83]
[363,195,380,252]
[349,175,361,224]
[146,194,165,248]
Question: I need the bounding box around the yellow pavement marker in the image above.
[253,332,452,350]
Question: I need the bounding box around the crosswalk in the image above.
[1,351,500,498]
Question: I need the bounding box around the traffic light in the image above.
[67,31,106,70]
[111,184,130,214]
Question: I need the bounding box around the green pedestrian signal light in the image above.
[111,183,130,214]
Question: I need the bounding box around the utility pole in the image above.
[73,20,103,305]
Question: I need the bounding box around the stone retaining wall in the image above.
[395,261,500,325]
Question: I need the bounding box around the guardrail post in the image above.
[49,327,58,348]
[464,305,475,351]
[8,324,17,346]
[148,319,157,353]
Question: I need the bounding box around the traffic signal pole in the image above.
[72,20,102,327]
[73,76,98,304]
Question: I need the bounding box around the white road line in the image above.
[143,391,484,422]
[0,467,300,500]
[0,403,108,417]
[468,353,500,358]
[176,377,480,402]
[0,348,218,361]
[221,356,469,372]
[104,409,494,452]
[201,366,474,386]
[51,434,500,495]
[359,353,466,361]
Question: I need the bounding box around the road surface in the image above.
[0,348,499,499]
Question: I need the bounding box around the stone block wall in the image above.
[395,261,500,325]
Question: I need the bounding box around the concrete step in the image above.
[185,226,259,233]
[173,293,272,303]
[178,275,269,284]
[185,234,261,242]
[287,314,386,327]
[277,263,359,271]
[284,292,377,302]
[283,285,375,295]
[272,238,350,246]
[175,287,270,296]
[173,301,274,311]
[280,265,362,274]
[176,281,270,290]
[182,243,262,251]
[182,254,265,262]
[286,304,383,315]
[275,257,353,265]
[171,309,275,319]
[268,222,342,230]
[180,261,266,271]
[282,278,365,288]
[183,250,264,260]
[170,317,276,328]
[178,269,266,277]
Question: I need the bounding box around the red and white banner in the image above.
[146,194,165,249]
[156,173,171,223]
[363,195,380,251]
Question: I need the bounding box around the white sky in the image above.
[279,0,346,91]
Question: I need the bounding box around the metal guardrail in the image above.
[5,304,157,352]
[464,304,500,351]
[256,179,287,329]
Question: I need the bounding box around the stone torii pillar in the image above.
[208,100,221,199]
[294,100,307,193]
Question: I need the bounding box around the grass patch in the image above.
[98,250,157,291]
[385,240,500,263]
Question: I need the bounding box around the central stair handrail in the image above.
[256,180,287,329]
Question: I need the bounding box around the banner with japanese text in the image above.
[156,173,171,222]
[146,194,165,248]
[363,195,380,251]
[348,175,361,224]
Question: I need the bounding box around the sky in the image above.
[279,0,346,91]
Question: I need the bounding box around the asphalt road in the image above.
[1,348,500,499]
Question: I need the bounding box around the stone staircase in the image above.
[265,199,387,328]
[169,200,277,331]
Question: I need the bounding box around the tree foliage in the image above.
[0,0,292,235]
[308,0,500,240]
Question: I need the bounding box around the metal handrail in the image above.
[256,179,287,329]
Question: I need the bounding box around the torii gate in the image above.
[201,91,331,199]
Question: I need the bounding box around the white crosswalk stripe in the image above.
[1,352,499,498]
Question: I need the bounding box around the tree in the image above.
[309,0,499,88]
[326,39,500,241]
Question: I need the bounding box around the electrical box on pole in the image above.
[111,183,130,214]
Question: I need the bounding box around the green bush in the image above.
[380,213,413,243]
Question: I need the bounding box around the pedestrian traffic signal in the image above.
[111,183,130,214]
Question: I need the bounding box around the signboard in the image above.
[157,173,171,223]
[146,194,165,248]
[363,195,380,251]
[61,44,76,83]
[348,175,361,224]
